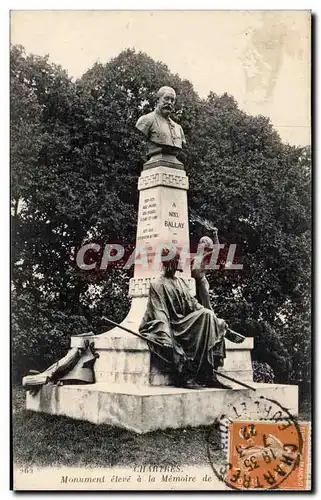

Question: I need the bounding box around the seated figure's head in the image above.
[156,86,176,118]
[161,245,183,277]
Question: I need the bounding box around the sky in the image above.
[10,10,311,146]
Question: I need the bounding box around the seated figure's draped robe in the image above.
[139,275,226,381]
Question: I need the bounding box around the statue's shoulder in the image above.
[136,111,155,129]
[168,116,186,142]
[136,111,156,137]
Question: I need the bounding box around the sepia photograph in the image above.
[10,8,312,491]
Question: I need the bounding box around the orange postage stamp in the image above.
[227,420,310,490]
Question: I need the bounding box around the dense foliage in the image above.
[11,45,311,386]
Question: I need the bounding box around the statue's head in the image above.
[156,86,176,118]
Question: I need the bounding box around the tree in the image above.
[187,94,311,382]
[11,46,311,386]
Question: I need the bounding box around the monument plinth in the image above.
[130,161,193,290]
[142,153,184,170]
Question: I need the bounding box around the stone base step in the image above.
[26,382,298,434]
[71,330,255,386]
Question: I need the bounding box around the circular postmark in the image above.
[207,395,303,490]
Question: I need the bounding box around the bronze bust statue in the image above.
[135,86,186,163]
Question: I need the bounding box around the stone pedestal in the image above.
[143,153,184,170]
[133,163,192,280]
[26,383,299,434]
[26,156,299,431]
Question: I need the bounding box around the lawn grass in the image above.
[12,386,216,469]
[12,385,311,469]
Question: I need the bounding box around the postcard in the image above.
[11,9,311,491]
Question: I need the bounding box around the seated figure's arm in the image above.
[180,277,204,312]
[189,293,204,311]
[213,227,220,245]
